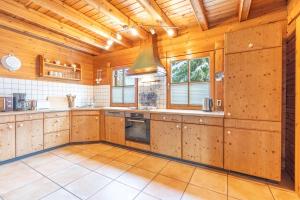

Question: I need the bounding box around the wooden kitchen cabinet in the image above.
[224,47,282,121]
[150,120,182,158]
[224,127,281,181]
[105,115,125,145]
[71,115,100,142]
[44,116,70,134]
[0,122,15,161]
[16,119,43,156]
[44,130,70,149]
[182,123,223,168]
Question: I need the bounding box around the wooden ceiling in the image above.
[0,0,286,54]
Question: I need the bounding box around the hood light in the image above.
[150,28,156,35]
[106,39,114,46]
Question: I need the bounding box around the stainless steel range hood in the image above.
[127,36,166,77]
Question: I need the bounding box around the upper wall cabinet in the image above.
[225,22,282,54]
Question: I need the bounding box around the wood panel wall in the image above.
[94,9,287,85]
[0,25,95,85]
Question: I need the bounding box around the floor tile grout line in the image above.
[268,184,276,200]
[179,166,196,200]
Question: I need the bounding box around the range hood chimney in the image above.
[127,36,166,77]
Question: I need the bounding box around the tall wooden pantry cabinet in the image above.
[224,22,282,181]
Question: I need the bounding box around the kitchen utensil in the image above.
[0,97,13,112]
[13,93,26,111]
[67,94,76,108]
[202,97,213,112]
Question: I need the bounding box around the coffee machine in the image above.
[13,93,27,111]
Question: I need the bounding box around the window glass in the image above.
[190,57,210,82]
[171,60,188,83]
[171,83,188,104]
[124,69,135,86]
[113,69,124,86]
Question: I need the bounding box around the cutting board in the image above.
[47,96,69,109]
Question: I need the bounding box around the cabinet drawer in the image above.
[44,111,69,118]
[44,130,69,149]
[182,115,223,126]
[0,122,15,161]
[225,22,282,54]
[151,113,182,122]
[72,110,100,116]
[16,113,43,121]
[44,116,70,133]
[0,115,15,124]
[224,127,281,181]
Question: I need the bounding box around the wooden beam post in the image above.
[31,0,132,47]
[83,0,149,39]
[189,0,208,30]
[0,0,108,51]
[136,0,178,37]
[296,16,300,196]
[238,0,252,22]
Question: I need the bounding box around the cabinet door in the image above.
[224,47,282,121]
[224,128,281,181]
[0,123,15,161]
[71,115,99,142]
[16,120,43,156]
[150,120,181,158]
[105,116,125,145]
[182,124,223,168]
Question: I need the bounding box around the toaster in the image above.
[0,97,13,112]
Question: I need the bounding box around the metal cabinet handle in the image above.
[162,116,166,120]
[29,115,33,119]
[227,131,231,135]
[95,117,99,120]
[184,126,187,129]
[199,119,203,123]
[248,43,254,48]
[19,124,23,127]
[8,125,13,129]
[127,119,145,123]
[227,112,231,116]
[176,124,180,128]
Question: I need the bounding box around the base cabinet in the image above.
[150,120,181,158]
[71,115,100,142]
[105,116,125,145]
[16,120,43,156]
[224,128,281,181]
[182,124,223,168]
[0,123,15,161]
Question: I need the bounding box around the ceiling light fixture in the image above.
[149,28,156,35]
[167,28,175,37]
[106,38,114,46]
[104,45,110,50]
[116,33,122,40]
[130,27,139,36]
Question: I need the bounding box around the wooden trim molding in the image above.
[189,0,209,30]
[296,16,300,195]
[166,51,215,110]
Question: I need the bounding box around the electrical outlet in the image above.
[216,99,222,107]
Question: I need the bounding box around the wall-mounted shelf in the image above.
[39,55,82,81]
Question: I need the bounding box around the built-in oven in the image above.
[125,112,150,144]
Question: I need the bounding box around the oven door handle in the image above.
[127,119,145,123]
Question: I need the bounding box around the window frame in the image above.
[167,51,215,110]
[110,66,138,107]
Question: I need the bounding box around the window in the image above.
[111,68,136,106]
[169,56,210,107]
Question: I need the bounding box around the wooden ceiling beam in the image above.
[83,0,149,39]
[0,0,107,51]
[189,0,209,30]
[135,0,178,37]
[239,0,252,22]
[0,13,102,55]
[31,0,132,47]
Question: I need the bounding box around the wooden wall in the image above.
[0,22,95,85]
[94,9,287,85]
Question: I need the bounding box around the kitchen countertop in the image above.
[0,107,224,117]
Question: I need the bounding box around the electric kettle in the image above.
[202,98,213,112]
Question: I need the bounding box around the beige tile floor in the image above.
[0,143,299,200]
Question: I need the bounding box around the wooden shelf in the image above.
[39,55,82,81]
